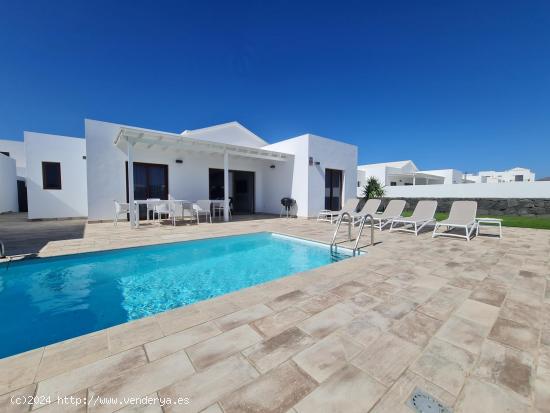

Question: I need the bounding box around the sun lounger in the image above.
[318,199,360,224]
[340,198,382,225]
[432,200,478,241]
[371,199,406,231]
[390,200,437,236]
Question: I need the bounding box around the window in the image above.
[390,182,397,186]
[357,181,361,187]
[42,162,62,189]
[0,151,9,157]
[515,175,523,182]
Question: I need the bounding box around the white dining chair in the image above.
[114,201,130,226]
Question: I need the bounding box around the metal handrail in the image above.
[353,214,375,254]
[0,241,5,259]
[331,212,352,249]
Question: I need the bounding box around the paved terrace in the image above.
[1,214,549,413]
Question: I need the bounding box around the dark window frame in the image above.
[42,161,62,190]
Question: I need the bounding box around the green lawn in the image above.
[401,211,550,230]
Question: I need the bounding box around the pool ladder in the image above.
[330,213,374,256]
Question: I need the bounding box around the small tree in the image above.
[361,176,385,200]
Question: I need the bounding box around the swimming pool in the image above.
[0,232,355,358]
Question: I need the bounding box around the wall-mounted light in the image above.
[270,165,276,169]
[175,159,183,164]
[308,156,320,166]
[82,156,86,160]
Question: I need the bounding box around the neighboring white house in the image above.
[0,153,18,213]
[0,139,26,179]
[464,167,535,183]
[24,132,88,219]
[357,161,463,194]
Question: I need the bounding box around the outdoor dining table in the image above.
[132,199,190,228]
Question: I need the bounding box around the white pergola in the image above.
[386,171,445,185]
[114,126,290,227]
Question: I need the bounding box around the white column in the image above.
[413,174,416,185]
[127,139,136,227]
[223,151,229,222]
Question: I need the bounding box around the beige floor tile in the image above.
[351,332,421,386]
[213,304,273,331]
[327,280,366,298]
[514,270,546,293]
[293,332,362,383]
[297,306,354,339]
[337,315,383,347]
[448,276,480,291]
[488,317,539,353]
[108,318,163,354]
[294,294,340,315]
[158,355,259,413]
[266,291,310,312]
[455,378,529,413]
[390,311,442,347]
[395,285,437,305]
[454,299,499,329]
[220,361,317,413]
[435,316,487,355]
[186,325,262,370]
[409,338,476,396]
[500,297,542,329]
[36,331,109,381]
[252,307,309,338]
[362,281,400,299]
[474,339,534,399]
[199,404,223,413]
[370,295,417,322]
[413,274,449,290]
[87,349,195,413]
[370,370,455,413]
[145,322,221,362]
[0,383,36,413]
[243,327,315,373]
[0,348,43,395]
[334,293,380,317]
[469,286,506,307]
[294,365,386,413]
[36,346,147,402]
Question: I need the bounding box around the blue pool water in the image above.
[0,232,353,358]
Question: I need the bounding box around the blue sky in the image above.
[1,0,549,176]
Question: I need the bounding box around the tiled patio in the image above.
[1,215,549,412]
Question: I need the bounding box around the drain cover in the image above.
[407,388,452,413]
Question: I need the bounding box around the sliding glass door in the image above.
[325,168,343,211]
[126,162,168,219]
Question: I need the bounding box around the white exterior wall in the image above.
[0,154,18,213]
[385,182,550,198]
[0,139,26,179]
[25,132,88,219]
[266,134,357,218]
[466,168,536,183]
[307,134,357,217]
[420,169,463,184]
[358,165,388,187]
[263,136,309,217]
[86,119,291,221]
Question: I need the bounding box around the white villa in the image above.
[357,160,463,190]
[0,120,357,220]
[464,167,535,183]
[357,160,537,195]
